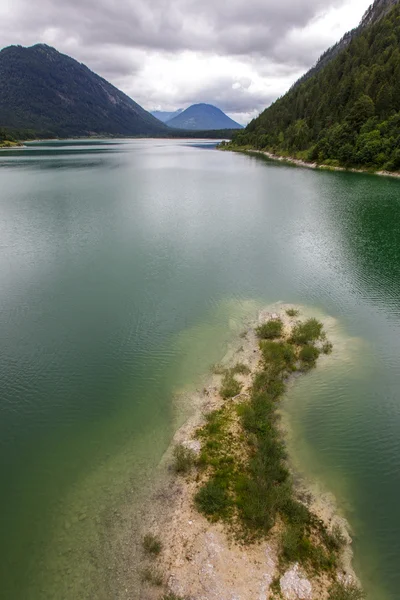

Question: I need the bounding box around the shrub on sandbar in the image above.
[256,319,283,340]
[220,372,242,399]
[142,533,162,556]
[195,477,232,518]
[299,345,320,370]
[328,582,365,600]
[173,444,196,474]
[290,318,324,345]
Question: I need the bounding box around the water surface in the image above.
[0,139,400,599]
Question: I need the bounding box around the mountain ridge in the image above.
[0,44,168,137]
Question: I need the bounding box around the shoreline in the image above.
[135,304,361,600]
[223,146,400,180]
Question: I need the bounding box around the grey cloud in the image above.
[179,78,274,114]
[0,0,360,121]
[76,47,141,78]
[2,0,347,57]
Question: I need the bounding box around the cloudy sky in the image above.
[0,0,372,124]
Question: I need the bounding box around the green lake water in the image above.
[0,139,400,599]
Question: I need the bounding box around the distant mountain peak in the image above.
[166,103,243,131]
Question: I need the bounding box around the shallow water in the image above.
[0,139,400,598]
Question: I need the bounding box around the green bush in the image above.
[282,524,333,570]
[261,340,296,373]
[256,319,283,340]
[286,308,299,317]
[142,533,162,556]
[235,476,276,532]
[290,318,324,345]
[203,410,224,435]
[299,345,320,370]
[195,478,231,517]
[328,582,365,600]
[281,497,310,526]
[282,524,308,562]
[173,444,196,474]
[220,372,242,399]
[241,393,275,435]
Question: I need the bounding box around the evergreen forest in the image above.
[230,4,400,172]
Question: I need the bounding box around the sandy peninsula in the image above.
[134,305,362,600]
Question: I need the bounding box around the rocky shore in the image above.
[224,147,400,180]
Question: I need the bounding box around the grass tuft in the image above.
[140,566,164,586]
[290,318,324,345]
[142,533,162,556]
[256,319,284,340]
[286,308,300,317]
[173,444,196,474]
[322,341,334,355]
[195,477,232,517]
[260,340,296,373]
[230,363,251,375]
[328,582,365,600]
[299,345,320,370]
[220,372,242,399]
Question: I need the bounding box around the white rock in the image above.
[280,564,313,600]
[182,439,201,455]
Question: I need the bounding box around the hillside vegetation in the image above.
[0,44,168,138]
[230,2,400,172]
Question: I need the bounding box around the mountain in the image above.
[0,44,168,137]
[166,104,243,130]
[295,0,400,88]
[231,0,400,172]
[151,109,184,123]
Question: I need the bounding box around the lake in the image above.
[0,139,399,599]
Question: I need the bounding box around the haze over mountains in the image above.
[231,0,400,172]
[151,109,184,123]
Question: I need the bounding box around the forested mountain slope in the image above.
[231,1,400,172]
[294,0,399,88]
[0,44,168,137]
